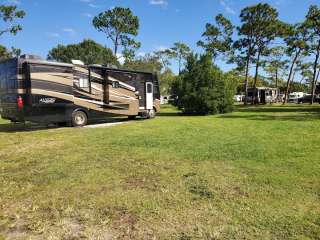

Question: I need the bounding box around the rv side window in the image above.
[147,83,153,93]
[79,77,89,88]
[112,81,120,88]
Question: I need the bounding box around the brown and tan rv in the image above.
[0,55,160,126]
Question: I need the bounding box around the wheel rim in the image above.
[75,113,85,125]
[149,110,155,118]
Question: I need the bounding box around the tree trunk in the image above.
[310,41,320,105]
[275,68,278,88]
[316,67,320,86]
[244,48,251,105]
[114,34,119,56]
[284,50,300,104]
[299,74,304,84]
[252,50,261,105]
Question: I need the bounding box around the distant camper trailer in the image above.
[160,95,175,105]
[288,92,304,103]
[246,87,278,104]
[0,55,160,127]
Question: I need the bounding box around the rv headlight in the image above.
[135,91,139,95]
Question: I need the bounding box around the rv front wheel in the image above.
[72,110,88,127]
[147,109,156,119]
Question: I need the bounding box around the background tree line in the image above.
[1,2,320,114]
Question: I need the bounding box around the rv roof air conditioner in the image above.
[71,60,85,65]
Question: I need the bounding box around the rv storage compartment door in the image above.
[146,82,153,110]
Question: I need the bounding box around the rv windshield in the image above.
[0,59,18,93]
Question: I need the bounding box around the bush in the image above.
[171,53,235,115]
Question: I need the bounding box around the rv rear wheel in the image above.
[147,109,156,119]
[72,110,88,127]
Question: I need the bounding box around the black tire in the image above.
[71,110,88,127]
[57,122,68,127]
[128,115,136,120]
[147,109,156,119]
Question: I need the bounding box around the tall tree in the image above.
[170,42,191,74]
[47,39,118,65]
[235,5,260,105]
[159,68,176,95]
[305,5,320,104]
[0,4,25,59]
[197,14,234,60]
[235,3,285,104]
[263,46,288,88]
[283,23,309,104]
[92,7,140,59]
[0,45,21,61]
[153,49,175,71]
[0,4,25,37]
[296,61,313,84]
[0,45,11,60]
[123,53,162,73]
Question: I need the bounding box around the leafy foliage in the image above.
[0,45,21,60]
[263,46,289,88]
[159,69,176,95]
[47,39,118,65]
[304,5,320,103]
[92,7,140,58]
[170,42,191,73]
[123,53,162,73]
[172,53,234,115]
[233,3,286,104]
[198,14,234,60]
[283,23,310,103]
[0,4,25,37]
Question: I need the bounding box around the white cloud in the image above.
[219,0,236,15]
[83,13,93,18]
[46,32,60,38]
[149,0,168,7]
[7,0,20,4]
[88,3,99,8]
[274,0,288,6]
[63,28,76,36]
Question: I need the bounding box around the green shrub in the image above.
[172,53,235,115]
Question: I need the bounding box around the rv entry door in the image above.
[146,82,153,110]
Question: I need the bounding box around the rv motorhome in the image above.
[0,55,160,127]
[246,87,278,104]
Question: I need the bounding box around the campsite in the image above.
[1,0,320,239]
[0,105,320,239]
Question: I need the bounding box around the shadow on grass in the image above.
[220,114,320,122]
[158,105,320,121]
[237,105,320,114]
[0,117,130,133]
[0,123,58,133]
[221,105,320,122]
[157,112,182,117]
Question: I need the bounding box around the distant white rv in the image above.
[288,92,304,103]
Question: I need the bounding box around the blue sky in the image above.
[1,0,320,72]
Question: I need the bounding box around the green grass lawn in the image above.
[0,105,320,239]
